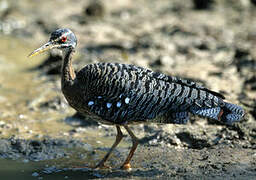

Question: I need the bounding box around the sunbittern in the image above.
[28,28,244,170]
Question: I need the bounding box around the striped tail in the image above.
[190,102,244,125]
[220,102,244,125]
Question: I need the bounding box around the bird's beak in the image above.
[28,41,55,58]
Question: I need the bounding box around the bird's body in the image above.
[64,61,242,126]
[29,28,244,170]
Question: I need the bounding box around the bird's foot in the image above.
[120,163,131,171]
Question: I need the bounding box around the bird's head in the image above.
[28,28,77,57]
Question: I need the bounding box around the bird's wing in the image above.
[150,71,225,99]
[78,63,224,124]
[84,85,169,124]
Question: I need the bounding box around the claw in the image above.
[120,163,131,171]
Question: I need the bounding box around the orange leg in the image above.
[95,125,124,169]
[120,125,139,170]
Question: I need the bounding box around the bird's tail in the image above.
[190,102,244,125]
[220,102,244,124]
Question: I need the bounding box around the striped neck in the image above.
[61,48,76,89]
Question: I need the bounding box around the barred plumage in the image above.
[29,28,244,170]
[71,62,239,125]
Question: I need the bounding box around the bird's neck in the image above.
[61,48,76,89]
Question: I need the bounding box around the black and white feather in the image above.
[67,63,244,125]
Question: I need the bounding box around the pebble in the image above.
[18,114,25,119]
[0,121,5,126]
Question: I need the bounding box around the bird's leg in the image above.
[95,125,124,169]
[120,125,139,170]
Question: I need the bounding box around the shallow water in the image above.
[0,36,88,137]
[1,1,256,178]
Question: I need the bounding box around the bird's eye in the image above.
[61,36,67,43]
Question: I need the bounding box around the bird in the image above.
[28,28,244,170]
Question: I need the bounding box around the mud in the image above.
[0,0,256,179]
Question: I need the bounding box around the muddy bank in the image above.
[0,0,256,179]
[1,139,255,179]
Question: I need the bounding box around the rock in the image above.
[39,96,64,111]
[176,132,211,149]
[233,47,256,76]
[251,0,256,6]
[244,75,256,91]
[193,0,215,10]
[84,1,105,18]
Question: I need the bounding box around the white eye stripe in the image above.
[54,32,72,42]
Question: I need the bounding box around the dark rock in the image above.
[30,140,42,151]
[251,0,256,6]
[39,96,64,111]
[84,1,105,18]
[195,42,209,50]
[233,48,256,74]
[193,0,215,10]
[234,48,250,59]
[244,75,256,91]
[149,57,163,68]
[176,132,211,149]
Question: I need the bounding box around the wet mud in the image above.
[0,0,256,179]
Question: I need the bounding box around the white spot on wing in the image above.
[98,96,102,99]
[106,103,112,108]
[116,102,121,108]
[88,101,94,106]
[125,97,130,104]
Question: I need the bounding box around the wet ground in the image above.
[0,0,256,179]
